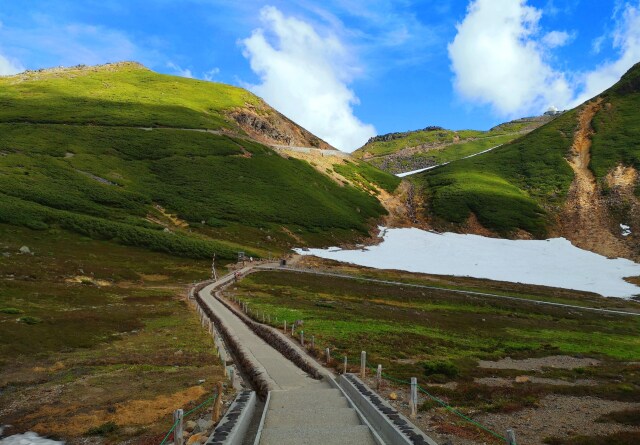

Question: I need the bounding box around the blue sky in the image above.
[1,1,639,151]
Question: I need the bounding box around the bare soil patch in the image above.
[477,395,640,445]
[561,98,631,258]
[478,355,600,371]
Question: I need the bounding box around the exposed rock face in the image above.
[365,126,445,145]
[229,102,335,150]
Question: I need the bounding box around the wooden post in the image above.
[212,382,223,423]
[173,409,184,445]
[300,331,304,346]
[360,351,366,378]
[284,320,287,333]
[410,377,418,419]
[262,312,265,323]
[325,347,330,364]
[311,335,315,349]
[376,365,382,389]
[291,324,295,336]
[343,356,347,374]
[506,429,517,445]
[268,314,271,324]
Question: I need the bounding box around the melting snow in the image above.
[620,224,632,237]
[0,433,63,445]
[294,227,640,298]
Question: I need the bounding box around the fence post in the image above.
[343,356,347,374]
[311,335,315,349]
[262,312,265,323]
[410,377,418,419]
[268,314,271,324]
[376,365,382,389]
[284,320,287,333]
[325,347,330,364]
[506,429,517,445]
[212,382,223,423]
[291,324,295,336]
[360,351,366,378]
[300,331,304,346]
[173,409,184,445]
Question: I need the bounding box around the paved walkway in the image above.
[198,266,377,445]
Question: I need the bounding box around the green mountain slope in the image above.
[412,62,640,258]
[353,116,553,174]
[0,63,398,259]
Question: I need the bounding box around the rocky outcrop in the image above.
[229,102,335,150]
[364,126,444,145]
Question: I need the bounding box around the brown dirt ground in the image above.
[477,355,600,371]
[27,386,207,436]
[560,98,631,258]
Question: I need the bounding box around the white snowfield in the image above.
[295,227,640,299]
[0,433,63,445]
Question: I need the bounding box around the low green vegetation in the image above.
[230,269,640,443]
[332,159,401,194]
[354,117,549,160]
[0,64,391,258]
[0,62,256,130]
[409,62,640,237]
[412,109,578,236]
[590,65,640,181]
[0,224,224,442]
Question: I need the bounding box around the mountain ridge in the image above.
[405,62,640,261]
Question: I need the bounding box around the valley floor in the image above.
[227,257,640,445]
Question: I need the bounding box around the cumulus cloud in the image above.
[449,0,640,116]
[0,52,23,76]
[448,0,573,116]
[571,2,640,106]
[240,6,375,152]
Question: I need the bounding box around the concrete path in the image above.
[199,267,377,444]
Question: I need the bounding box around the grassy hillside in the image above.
[0,63,395,258]
[0,62,255,129]
[413,63,640,238]
[414,112,577,236]
[354,117,552,174]
[590,64,640,179]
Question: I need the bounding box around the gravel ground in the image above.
[474,376,597,387]
[478,355,600,371]
[476,395,640,445]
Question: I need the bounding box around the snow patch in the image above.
[294,227,640,298]
[620,224,632,237]
[0,433,63,445]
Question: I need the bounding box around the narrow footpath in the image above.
[198,266,377,445]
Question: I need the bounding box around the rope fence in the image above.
[159,393,219,445]
[227,296,517,444]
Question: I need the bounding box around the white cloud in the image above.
[449,0,640,116]
[0,51,23,76]
[571,2,640,106]
[167,61,194,78]
[542,30,574,48]
[203,67,220,81]
[448,0,573,116]
[240,6,375,152]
